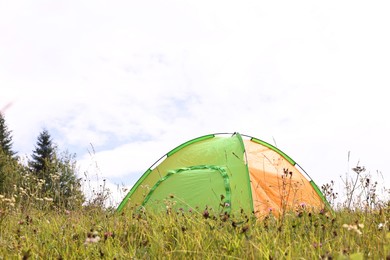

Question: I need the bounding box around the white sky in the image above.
[1,0,390,205]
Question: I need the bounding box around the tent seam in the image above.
[235,133,255,213]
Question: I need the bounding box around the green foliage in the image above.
[0,149,20,195]
[27,129,84,210]
[0,116,84,210]
[50,150,85,210]
[0,113,18,194]
[29,129,55,181]
[0,112,16,157]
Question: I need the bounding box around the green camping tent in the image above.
[117,133,329,217]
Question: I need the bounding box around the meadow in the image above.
[1,166,389,259]
[0,202,389,259]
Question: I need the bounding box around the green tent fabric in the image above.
[117,133,329,217]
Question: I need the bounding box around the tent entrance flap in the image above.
[141,165,232,212]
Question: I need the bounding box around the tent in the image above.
[117,133,329,217]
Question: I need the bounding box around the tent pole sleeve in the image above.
[167,134,215,156]
[250,137,296,165]
[310,180,333,212]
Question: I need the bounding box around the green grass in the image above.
[1,162,389,259]
[1,204,389,259]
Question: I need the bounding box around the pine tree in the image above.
[29,129,84,209]
[29,129,56,181]
[0,112,18,194]
[0,112,16,157]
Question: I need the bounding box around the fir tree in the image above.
[0,112,16,157]
[29,129,84,209]
[29,129,56,193]
[29,129,56,182]
[0,112,18,194]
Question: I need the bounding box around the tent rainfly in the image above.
[117,133,329,217]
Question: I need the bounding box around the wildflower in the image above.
[203,209,210,219]
[352,166,365,174]
[50,173,60,181]
[85,231,101,244]
[241,224,249,233]
[220,212,229,222]
[26,215,32,224]
[224,202,230,207]
[355,229,362,235]
[313,242,322,248]
[342,223,363,235]
[84,236,101,244]
[104,231,113,241]
[378,222,387,230]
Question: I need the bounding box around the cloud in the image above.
[1,0,390,204]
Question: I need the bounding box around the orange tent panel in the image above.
[244,140,324,217]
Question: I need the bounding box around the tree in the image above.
[52,151,84,209]
[0,112,18,194]
[29,129,56,181]
[0,148,14,194]
[0,112,16,157]
[29,129,84,209]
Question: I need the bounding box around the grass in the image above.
[0,202,389,259]
[1,162,389,259]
